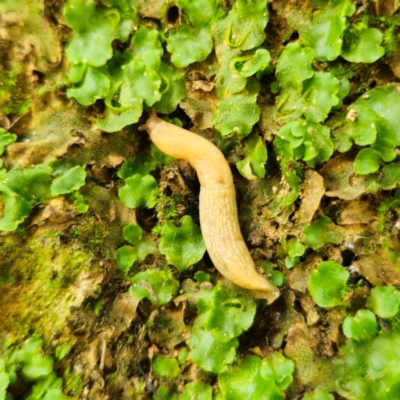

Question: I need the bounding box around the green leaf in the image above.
[354,148,382,175]
[302,216,345,250]
[160,215,206,273]
[122,223,142,244]
[119,60,161,107]
[230,49,271,78]
[287,238,306,257]
[276,43,314,91]
[213,82,260,137]
[224,0,269,51]
[67,67,110,106]
[343,105,379,146]
[117,155,157,180]
[130,27,163,71]
[196,285,256,343]
[219,355,283,400]
[299,0,356,61]
[167,26,213,68]
[177,0,222,28]
[0,128,17,155]
[236,132,267,180]
[355,83,400,145]
[260,262,285,287]
[302,71,340,122]
[6,164,53,203]
[115,224,157,274]
[96,101,143,133]
[0,369,9,400]
[309,261,349,308]
[129,268,179,305]
[51,166,86,196]
[260,352,295,390]
[187,328,238,374]
[118,174,159,209]
[367,285,400,319]
[154,62,187,114]
[67,63,86,83]
[302,389,335,400]
[181,382,212,400]
[342,25,385,63]
[115,239,156,275]
[0,184,32,231]
[380,163,400,190]
[276,120,334,167]
[64,0,135,67]
[72,192,89,213]
[342,310,378,342]
[22,353,54,381]
[153,356,180,378]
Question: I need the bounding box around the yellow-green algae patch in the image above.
[0,225,104,341]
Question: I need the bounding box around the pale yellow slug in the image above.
[139,110,280,304]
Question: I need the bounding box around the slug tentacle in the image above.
[141,111,280,304]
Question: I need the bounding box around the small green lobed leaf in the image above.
[344,105,380,146]
[72,192,89,213]
[159,215,206,273]
[187,328,238,374]
[367,285,400,319]
[276,120,334,168]
[236,132,267,180]
[342,310,378,342]
[213,86,260,137]
[177,0,223,28]
[218,355,283,400]
[260,352,295,391]
[67,63,86,83]
[355,83,400,145]
[129,268,179,305]
[167,26,213,68]
[287,238,306,257]
[181,381,213,400]
[0,128,17,155]
[196,285,257,343]
[342,25,385,63]
[302,71,340,122]
[299,0,356,61]
[22,353,54,381]
[119,60,161,107]
[118,154,157,180]
[0,369,9,400]
[67,67,110,106]
[302,216,345,250]
[115,223,157,274]
[231,49,271,78]
[379,163,400,190]
[276,43,314,91]
[6,164,53,203]
[97,101,143,133]
[309,261,349,308]
[153,356,180,378]
[0,184,32,232]
[119,174,159,209]
[302,389,335,400]
[154,62,187,114]
[51,166,86,196]
[354,148,382,175]
[130,27,163,71]
[226,0,269,51]
[64,0,135,67]
[122,223,142,244]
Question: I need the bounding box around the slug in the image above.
[139,110,280,304]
